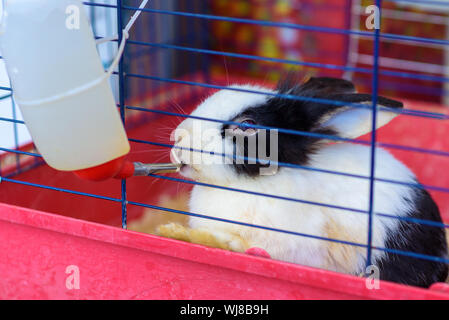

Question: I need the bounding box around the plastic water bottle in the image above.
[0,0,130,172]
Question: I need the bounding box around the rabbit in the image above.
[158,75,449,288]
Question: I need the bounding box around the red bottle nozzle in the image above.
[73,156,132,181]
[113,160,135,179]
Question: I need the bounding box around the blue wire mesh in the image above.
[0,0,449,271]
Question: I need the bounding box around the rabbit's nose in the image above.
[171,128,192,164]
[174,128,189,144]
[171,147,182,164]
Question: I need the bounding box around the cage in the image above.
[0,0,449,299]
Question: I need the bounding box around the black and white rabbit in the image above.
[159,76,448,288]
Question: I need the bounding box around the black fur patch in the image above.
[223,76,403,177]
[376,187,448,287]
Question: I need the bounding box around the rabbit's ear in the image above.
[278,74,357,96]
[317,93,403,139]
[299,76,357,95]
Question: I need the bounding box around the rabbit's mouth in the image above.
[180,163,188,172]
[179,162,197,178]
[170,148,202,179]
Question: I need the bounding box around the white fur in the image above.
[172,85,415,275]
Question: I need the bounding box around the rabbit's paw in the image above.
[157,223,248,252]
[157,222,191,242]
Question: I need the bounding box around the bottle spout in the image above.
[74,160,181,181]
[132,162,181,176]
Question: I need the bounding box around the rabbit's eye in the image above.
[222,117,258,137]
[239,119,256,131]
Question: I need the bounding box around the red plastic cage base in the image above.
[1,77,449,299]
[0,202,448,300]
